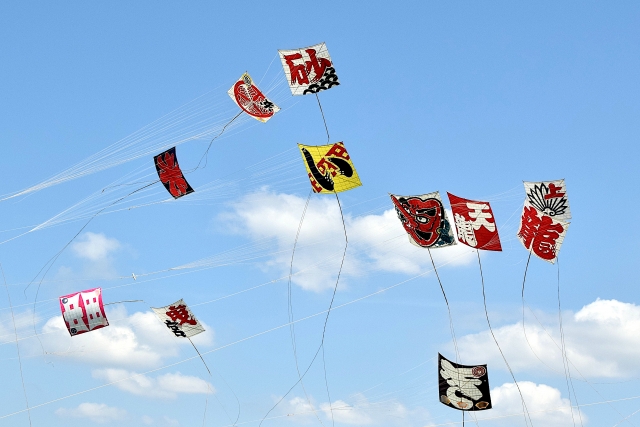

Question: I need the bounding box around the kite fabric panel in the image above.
[438,353,492,412]
[517,180,571,263]
[154,147,194,199]
[447,193,502,251]
[227,72,280,122]
[278,42,340,96]
[390,192,456,248]
[59,287,109,336]
[151,299,205,339]
[298,142,362,194]
[523,180,571,221]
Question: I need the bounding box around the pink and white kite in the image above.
[59,287,109,336]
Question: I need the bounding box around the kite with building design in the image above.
[517,180,571,263]
[227,72,280,122]
[390,192,456,248]
[279,42,340,96]
[448,193,502,251]
[154,147,194,199]
[152,299,205,338]
[438,353,492,411]
[298,142,361,194]
[59,287,109,336]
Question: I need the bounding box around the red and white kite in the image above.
[517,180,571,263]
[227,72,280,122]
[278,42,340,96]
[152,299,204,339]
[447,193,502,251]
[59,287,109,336]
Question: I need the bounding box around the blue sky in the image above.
[1,2,639,426]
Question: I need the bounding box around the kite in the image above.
[390,192,456,248]
[279,42,340,96]
[447,193,502,251]
[298,142,361,194]
[154,147,194,199]
[517,180,570,263]
[152,299,205,338]
[438,353,492,411]
[227,72,280,122]
[59,287,109,336]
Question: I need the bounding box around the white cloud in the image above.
[219,189,474,292]
[458,298,640,378]
[55,402,127,424]
[38,305,214,369]
[142,415,154,425]
[475,382,586,427]
[92,368,213,399]
[321,399,374,425]
[72,232,121,261]
[163,416,180,426]
[278,394,426,426]
[0,309,40,345]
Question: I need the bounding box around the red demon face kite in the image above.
[390,192,455,248]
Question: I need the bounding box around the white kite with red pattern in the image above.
[59,287,109,336]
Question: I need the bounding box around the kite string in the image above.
[477,250,532,427]
[190,110,244,172]
[286,190,326,427]
[557,257,583,427]
[522,302,636,426]
[2,247,477,421]
[1,264,32,427]
[25,180,158,359]
[315,94,330,144]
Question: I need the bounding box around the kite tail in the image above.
[2,264,32,427]
[428,249,468,427]
[25,180,157,359]
[189,337,241,427]
[427,248,460,362]
[557,258,583,427]
[321,191,349,427]
[202,384,210,427]
[518,250,538,427]
[258,193,348,427]
[477,250,533,427]
[191,110,243,172]
[286,190,326,427]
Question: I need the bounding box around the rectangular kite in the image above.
[517,179,571,263]
[154,147,194,199]
[438,353,492,411]
[59,287,109,336]
[227,72,280,122]
[298,142,361,194]
[390,192,456,248]
[279,42,340,96]
[152,299,205,339]
[447,193,502,251]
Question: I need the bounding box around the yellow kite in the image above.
[298,142,362,194]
